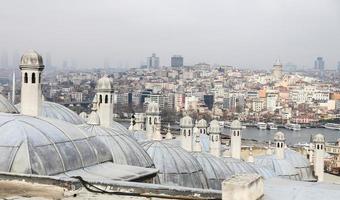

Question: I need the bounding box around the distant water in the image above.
[224,127,340,145]
[119,121,340,145]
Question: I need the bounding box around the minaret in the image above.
[313,134,325,182]
[165,123,173,140]
[19,50,44,116]
[180,115,194,152]
[274,132,285,160]
[197,119,208,134]
[95,75,114,128]
[193,126,202,152]
[230,120,242,159]
[145,102,161,140]
[12,70,15,104]
[209,120,222,157]
[134,113,145,131]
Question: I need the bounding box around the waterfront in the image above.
[224,127,340,145]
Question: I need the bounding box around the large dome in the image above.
[141,140,209,189]
[192,152,233,190]
[284,149,314,180]
[16,101,85,125]
[255,155,300,181]
[79,122,155,168]
[0,113,111,176]
[0,94,18,113]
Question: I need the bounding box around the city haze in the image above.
[1,0,340,68]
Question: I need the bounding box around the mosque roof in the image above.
[0,113,111,176]
[141,140,209,189]
[79,123,155,168]
[16,101,85,125]
[0,94,18,114]
[191,152,234,190]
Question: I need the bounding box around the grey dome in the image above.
[142,140,209,189]
[284,149,314,180]
[0,94,18,113]
[255,155,300,181]
[208,120,221,134]
[0,113,111,176]
[221,157,275,179]
[16,101,85,125]
[146,102,160,114]
[19,50,44,70]
[111,120,131,134]
[274,131,285,141]
[192,152,233,190]
[80,124,154,168]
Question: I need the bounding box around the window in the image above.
[24,73,28,83]
[149,117,151,125]
[183,129,186,136]
[38,73,41,83]
[110,95,112,103]
[31,73,36,83]
[99,95,102,103]
[105,95,108,103]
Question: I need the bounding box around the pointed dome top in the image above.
[230,120,242,129]
[146,102,160,114]
[180,115,193,128]
[96,75,113,92]
[313,134,325,143]
[274,58,282,66]
[274,131,285,141]
[196,119,208,128]
[19,50,44,70]
[208,120,221,134]
[87,111,100,125]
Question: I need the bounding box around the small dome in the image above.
[19,50,44,70]
[146,102,160,114]
[255,155,300,181]
[0,113,111,176]
[0,94,18,113]
[16,101,85,125]
[208,120,221,134]
[274,131,285,141]
[80,124,154,168]
[196,119,208,128]
[274,58,282,66]
[230,120,242,129]
[192,152,233,190]
[313,134,325,143]
[142,140,208,189]
[87,111,100,125]
[180,115,194,128]
[96,75,113,92]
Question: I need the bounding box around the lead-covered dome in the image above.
[313,134,325,143]
[0,113,111,176]
[80,121,154,168]
[96,75,113,92]
[254,155,300,181]
[0,94,18,113]
[141,140,208,189]
[208,120,221,134]
[284,149,314,180]
[19,50,44,70]
[274,131,285,141]
[16,101,85,125]
[192,152,233,190]
[146,101,160,114]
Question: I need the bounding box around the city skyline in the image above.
[1,0,339,69]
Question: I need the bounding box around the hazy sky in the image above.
[1,0,340,69]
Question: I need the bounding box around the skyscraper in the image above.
[314,57,325,79]
[171,55,183,67]
[147,53,160,69]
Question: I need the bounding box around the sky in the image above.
[0,0,340,69]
